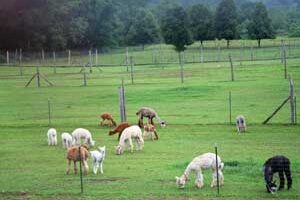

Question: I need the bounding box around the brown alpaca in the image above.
[66,144,89,175]
[99,112,117,127]
[108,122,131,141]
[143,124,159,140]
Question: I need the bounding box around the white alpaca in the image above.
[61,132,72,149]
[90,146,106,174]
[116,125,144,155]
[175,153,224,189]
[47,128,57,146]
[71,128,95,147]
[236,115,246,133]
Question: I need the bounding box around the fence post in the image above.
[53,51,56,74]
[283,47,287,79]
[6,51,9,65]
[83,64,87,87]
[179,52,184,84]
[19,48,23,76]
[37,66,41,88]
[95,48,98,66]
[89,50,92,73]
[215,144,220,195]
[48,98,51,127]
[119,79,127,122]
[229,54,234,81]
[79,146,84,193]
[200,44,204,63]
[250,45,254,61]
[68,49,71,66]
[289,75,296,125]
[130,56,134,84]
[229,91,232,125]
[126,47,129,72]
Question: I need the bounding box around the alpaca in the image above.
[108,122,131,141]
[66,144,89,175]
[61,132,72,149]
[136,107,166,128]
[116,125,144,155]
[47,128,57,146]
[175,153,224,189]
[90,146,106,174]
[263,155,292,194]
[143,123,159,140]
[99,112,117,127]
[71,128,95,147]
[236,115,246,133]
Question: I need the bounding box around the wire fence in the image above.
[1,38,300,67]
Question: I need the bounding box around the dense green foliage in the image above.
[247,2,275,47]
[0,43,300,199]
[0,0,300,50]
[160,5,193,52]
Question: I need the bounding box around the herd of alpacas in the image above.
[46,107,292,194]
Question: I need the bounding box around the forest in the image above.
[0,0,299,50]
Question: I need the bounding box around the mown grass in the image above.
[0,52,300,199]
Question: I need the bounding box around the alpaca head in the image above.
[115,145,124,155]
[266,181,277,194]
[98,146,106,153]
[86,138,95,147]
[160,121,166,128]
[236,115,245,132]
[175,175,187,189]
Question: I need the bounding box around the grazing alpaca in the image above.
[61,132,72,149]
[47,128,57,146]
[143,124,159,140]
[116,125,144,155]
[71,128,95,147]
[175,153,224,189]
[108,122,131,141]
[236,115,246,133]
[263,155,292,194]
[66,144,89,175]
[99,112,117,127]
[90,146,106,174]
[136,107,166,128]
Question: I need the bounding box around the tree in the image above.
[126,9,160,48]
[160,5,193,52]
[247,2,275,47]
[188,4,214,45]
[215,0,238,48]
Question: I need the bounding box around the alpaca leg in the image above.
[219,170,224,186]
[284,167,292,190]
[195,171,204,188]
[66,160,71,175]
[150,117,154,125]
[154,130,159,140]
[83,160,89,175]
[129,138,133,153]
[54,137,57,145]
[211,171,218,187]
[278,171,285,190]
[100,162,103,174]
[74,161,78,174]
[93,161,99,174]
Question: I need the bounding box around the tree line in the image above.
[0,0,299,51]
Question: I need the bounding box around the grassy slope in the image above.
[0,56,300,199]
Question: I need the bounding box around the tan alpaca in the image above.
[99,112,117,127]
[143,124,159,140]
[66,144,89,175]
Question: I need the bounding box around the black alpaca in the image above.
[263,155,292,193]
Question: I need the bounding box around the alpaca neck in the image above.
[155,113,163,124]
[264,165,273,184]
[183,164,193,179]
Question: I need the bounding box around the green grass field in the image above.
[0,48,300,199]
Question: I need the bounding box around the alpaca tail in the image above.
[108,130,117,135]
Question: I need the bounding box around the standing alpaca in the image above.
[136,107,166,128]
[236,115,246,133]
[47,128,57,146]
[61,132,72,149]
[175,153,224,189]
[71,128,95,147]
[263,155,292,194]
[108,122,131,141]
[116,125,144,155]
[90,146,106,174]
[99,112,117,127]
[66,144,89,175]
[143,123,159,140]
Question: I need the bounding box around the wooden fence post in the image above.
[229,54,234,81]
[83,64,87,86]
[68,49,71,66]
[289,75,296,124]
[200,44,204,63]
[119,79,127,122]
[89,50,92,73]
[19,48,23,76]
[95,49,98,66]
[283,47,287,79]
[179,52,184,84]
[37,66,41,88]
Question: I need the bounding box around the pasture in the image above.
[0,44,300,199]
